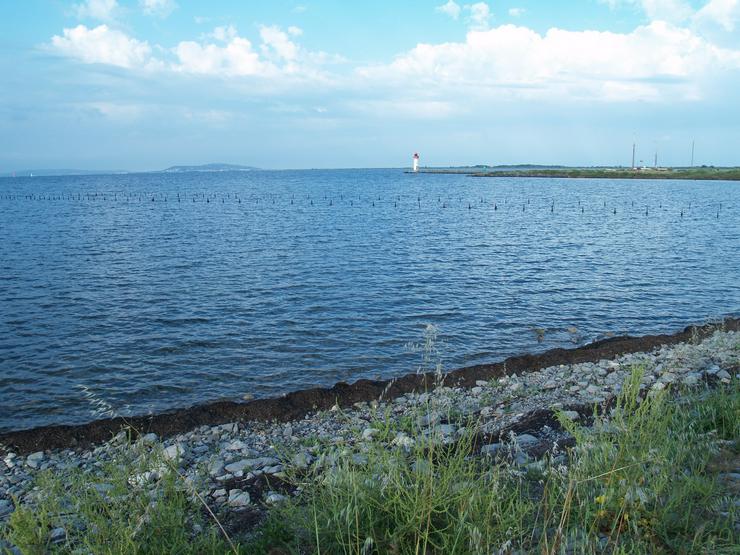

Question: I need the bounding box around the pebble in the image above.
[716,369,731,382]
[49,527,66,544]
[480,443,502,456]
[227,489,250,507]
[1,328,737,532]
[162,444,184,462]
[140,433,158,444]
[512,434,538,448]
[265,492,287,505]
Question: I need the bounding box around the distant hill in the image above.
[160,163,259,173]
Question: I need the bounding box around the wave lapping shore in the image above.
[1,326,738,551]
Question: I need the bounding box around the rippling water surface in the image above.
[0,169,738,431]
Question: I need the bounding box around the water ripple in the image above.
[0,169,738,431]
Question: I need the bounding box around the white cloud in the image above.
[357,21,740,102]
[640,0,694,23]
[74,0,119,21]
[173,36,269,76]
[694,0,740,31]
[210,25,238,42]
[260,25,299,61]
[50,25,158,69]
[436,1,462,19]
[140,0,177,17]
[508,7,525,17]
[467,2,492,30]
[288,26,303,36]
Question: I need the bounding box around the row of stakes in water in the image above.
[0,192,725,218]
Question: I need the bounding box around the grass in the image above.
[1,439,236,555]
[245,369,738,554]
[2,369,737,554]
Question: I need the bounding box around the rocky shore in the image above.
[1,324,738,546]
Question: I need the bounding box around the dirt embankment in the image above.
[2,318,737,455]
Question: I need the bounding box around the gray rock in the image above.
[717,369,731,381]
[391,433,414,449]
[436,424,456,436]
[512,434,538,448]
[162,444,184,462]
[560,411,580,421]
[225,457,279,474]
[682,373,700,386]
[705,364,720,375]
[475,380,488,387]
[418,413,440,427]
[0,499,13,518]
[291,452,313,469]
[49,527,66,544]
[227,489,250,507]
[361,428,379,440]
[480,443,503,456]
[225,440,250,451]
[543,380,558,390]
[208,459,225,477]
[140,433,158,444]
[26,452,44,469]
[218,423,239,434]
[265,492,287,505]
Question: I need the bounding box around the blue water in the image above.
[0,169,738,432]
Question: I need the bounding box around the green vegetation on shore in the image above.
[472,167,740,181]
[3,370,737,554]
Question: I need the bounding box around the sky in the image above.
[1,0,739,171]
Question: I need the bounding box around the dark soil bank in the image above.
[2,318,737,455]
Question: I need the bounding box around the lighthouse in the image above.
[412,152,420,172]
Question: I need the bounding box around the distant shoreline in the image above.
[413,167,740,181]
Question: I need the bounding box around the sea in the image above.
[0,169,738,432]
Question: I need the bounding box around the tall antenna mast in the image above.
[654,150,657,168]
[690,140,695,167]
[632,143,636,169]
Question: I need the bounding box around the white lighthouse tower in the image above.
[412,152,420,173]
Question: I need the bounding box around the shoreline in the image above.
[410,168,740,180]
[1,319,737,548]
[2,317,737,455]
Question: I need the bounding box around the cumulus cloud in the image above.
[694,0,740,31]
[50,25,158,69]
[173,35,269,76]
[508,7,525,17]
[74,0,119,21]
[357,21,740,102]
[48,23,336,81]
[436,1,462,19]
[260,25,299,61]
[140,0,177,17]
[467,2,492,30]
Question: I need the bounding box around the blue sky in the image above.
[1,0,739,170]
